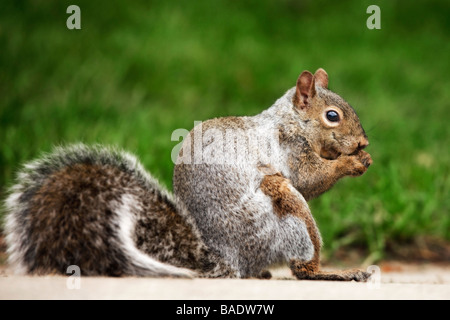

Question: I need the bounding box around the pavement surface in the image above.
[1,263,449,300]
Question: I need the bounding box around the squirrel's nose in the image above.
[358,137,369,150]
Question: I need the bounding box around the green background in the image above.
[1,0,449,263]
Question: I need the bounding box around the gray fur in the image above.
[174,85,364,277]
[174,88,313,277]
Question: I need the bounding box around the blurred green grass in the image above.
[0,0,449,262]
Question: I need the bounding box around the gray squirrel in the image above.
[3,68,372,280]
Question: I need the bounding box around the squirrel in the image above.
[173,68,372,281]
[3,68,372,281]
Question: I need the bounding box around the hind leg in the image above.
[259,170,370,282]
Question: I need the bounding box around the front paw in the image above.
[358,150,373,169]
[340,150,372,177]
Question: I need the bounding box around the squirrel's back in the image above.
[3,144,210,277]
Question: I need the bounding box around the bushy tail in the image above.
[3,144,196,278]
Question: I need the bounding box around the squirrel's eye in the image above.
[326,110,340,122]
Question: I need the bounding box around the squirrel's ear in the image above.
[293,71,316,110]
[314,68,328,89]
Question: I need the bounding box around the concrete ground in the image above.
[0,263,449,300]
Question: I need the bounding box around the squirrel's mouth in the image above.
[320,144,367,160]
[320,147,341,160]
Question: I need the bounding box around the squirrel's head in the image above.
[292,68,369,159]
